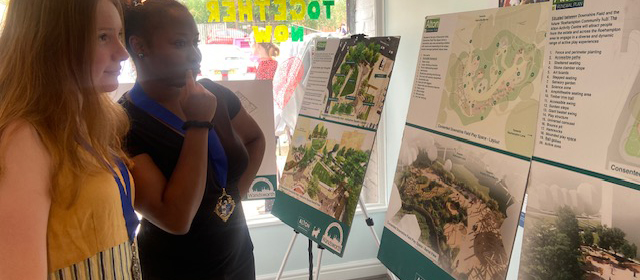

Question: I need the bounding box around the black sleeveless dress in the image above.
[120,80,255,280]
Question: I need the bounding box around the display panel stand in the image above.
[275,197,398,280]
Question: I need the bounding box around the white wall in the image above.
[383,0,497,192]
[1,4,6,24]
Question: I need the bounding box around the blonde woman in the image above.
[0,0,144,278]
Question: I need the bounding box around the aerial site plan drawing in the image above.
[323,38,398,129]
[406,3,549,157]
[440,29,543,127]
[437,5,547,156]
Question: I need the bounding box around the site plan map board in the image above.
[272,36,401,257]
[378,3,550,279]
[217,80,278,200]
[519,1,640,279]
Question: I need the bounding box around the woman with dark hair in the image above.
[120,0,265,279]
[0,0,139,278]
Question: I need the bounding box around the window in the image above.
[1,0,385,224]
[0,1,7,28]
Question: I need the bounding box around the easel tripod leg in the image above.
[313,245,325,280]
[276,230,300,280]
[358,197,399,280]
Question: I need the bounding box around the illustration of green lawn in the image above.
[311,139,326,150]
[624,120,640,158]
[358,107,372,121]
[312,163,333,186]
[330,103,354,115]
[341,68,359,97]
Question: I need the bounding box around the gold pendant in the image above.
[214,189,235,222]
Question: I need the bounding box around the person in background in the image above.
[253,41,280,80]
[121,0,265,279]
[0,0,140,278]
[338,23,348,35]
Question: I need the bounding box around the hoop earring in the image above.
[137,53,145,59]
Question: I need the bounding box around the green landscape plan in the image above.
[272,36,400,257]
[380,126,529,280]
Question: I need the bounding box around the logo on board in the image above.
[425,18,441,33]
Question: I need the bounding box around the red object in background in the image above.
[234,38,251,49]
[206,28,250,46]
[256,60,278,80]
[273,57,304,109]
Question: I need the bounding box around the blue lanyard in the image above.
[79,138,139,243]
[128,82,228,188]
[113,159,138,243]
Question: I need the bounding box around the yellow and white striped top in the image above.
[48,241,135,280]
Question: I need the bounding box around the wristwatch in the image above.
[182,121,214,130]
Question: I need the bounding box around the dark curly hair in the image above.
[123,0,189,55]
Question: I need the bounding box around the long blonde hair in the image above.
[0,0,130,196]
